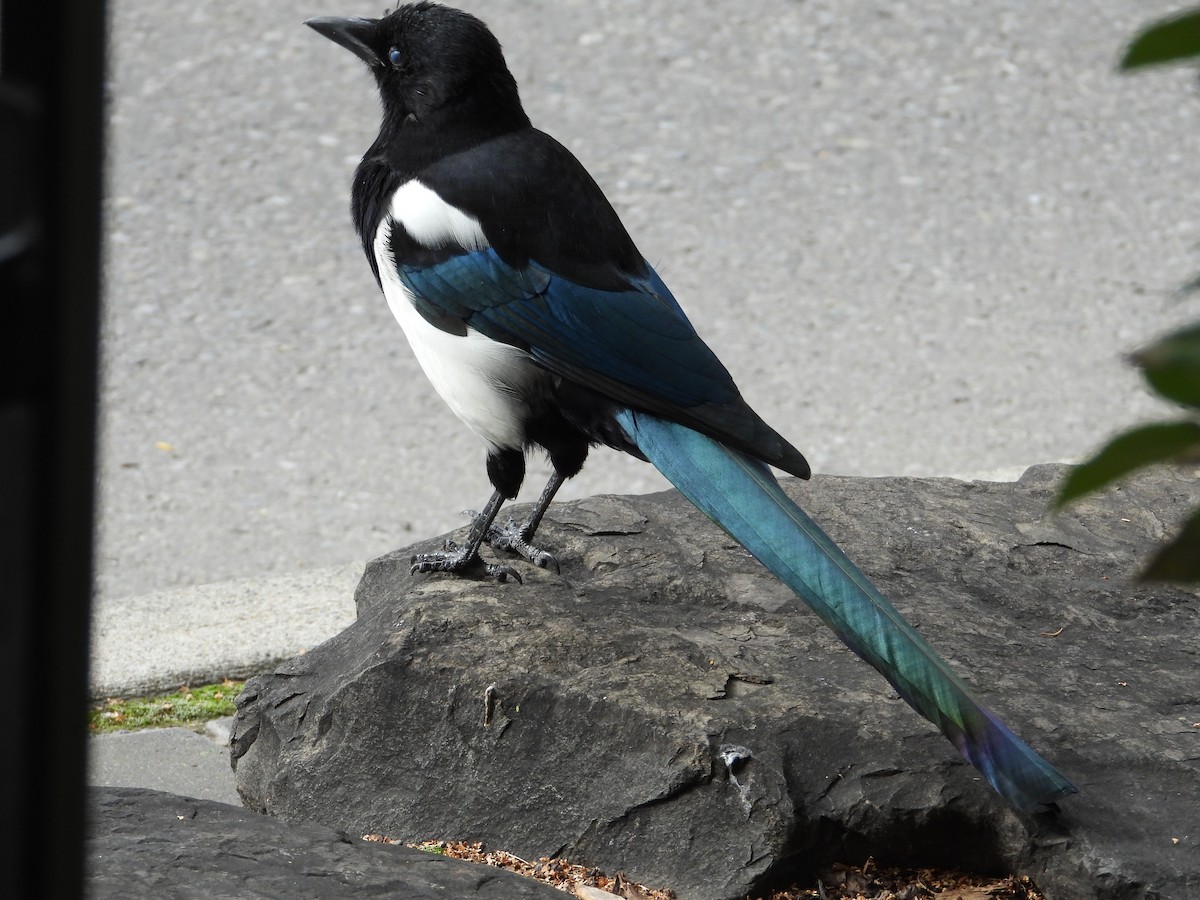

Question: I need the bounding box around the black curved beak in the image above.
[305,16,380,67]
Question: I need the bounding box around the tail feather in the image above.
[616,408,1076,812]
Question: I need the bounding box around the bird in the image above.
[305,2,1076,812]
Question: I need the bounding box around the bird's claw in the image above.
[487,563,523,583]
[485,516,560,574]
[410,541,523,584]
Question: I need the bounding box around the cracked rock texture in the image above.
[87,786,564,898]
[231,465,1200,899]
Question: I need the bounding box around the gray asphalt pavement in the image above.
[91,0,1199,813]
[98,0,1200,607]
[89,721,243,807]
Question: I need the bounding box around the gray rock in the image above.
[86,786,565,898]
[231,465,1200,899]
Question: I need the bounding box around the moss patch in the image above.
[89,680,243,733]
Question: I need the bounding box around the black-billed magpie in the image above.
[305,2,1075,811]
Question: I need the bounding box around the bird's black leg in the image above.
[410,488,523,583]
[485,471,566,573]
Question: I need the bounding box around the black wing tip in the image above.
[790,452,813,481]
[769,438,811,480]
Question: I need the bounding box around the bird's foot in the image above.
[485,516,560,573]
[410,539,523,584]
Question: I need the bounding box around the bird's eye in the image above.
[387,46,403,67]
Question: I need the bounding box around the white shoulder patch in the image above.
[389,180,489,251]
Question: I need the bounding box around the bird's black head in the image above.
[306,3,527,130]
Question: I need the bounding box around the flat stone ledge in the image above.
[87,786,565,899]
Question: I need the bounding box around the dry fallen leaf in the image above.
[361,835,1046,899]
[360,836,674,897]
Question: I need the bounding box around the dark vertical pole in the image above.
[0,0,106,895]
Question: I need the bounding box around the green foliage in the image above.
[1121,9,1200,69]
[1056,324,1200,582]
[1056,420,1200,505]
[89,681,243,733]
[1134,322,1200,407]
[1145,509,1200,580]
[1056,9,1200,582]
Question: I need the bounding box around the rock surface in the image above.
[87,786,564,898]
[231,465,1200,899]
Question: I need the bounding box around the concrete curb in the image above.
[89,561,363,700]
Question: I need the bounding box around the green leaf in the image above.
[1133,323,1200,408]
[1056,421,1200,506]
[1121,10,1200,69]
[1141,508,1200,582]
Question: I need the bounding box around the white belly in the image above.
[373,195,537,452]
